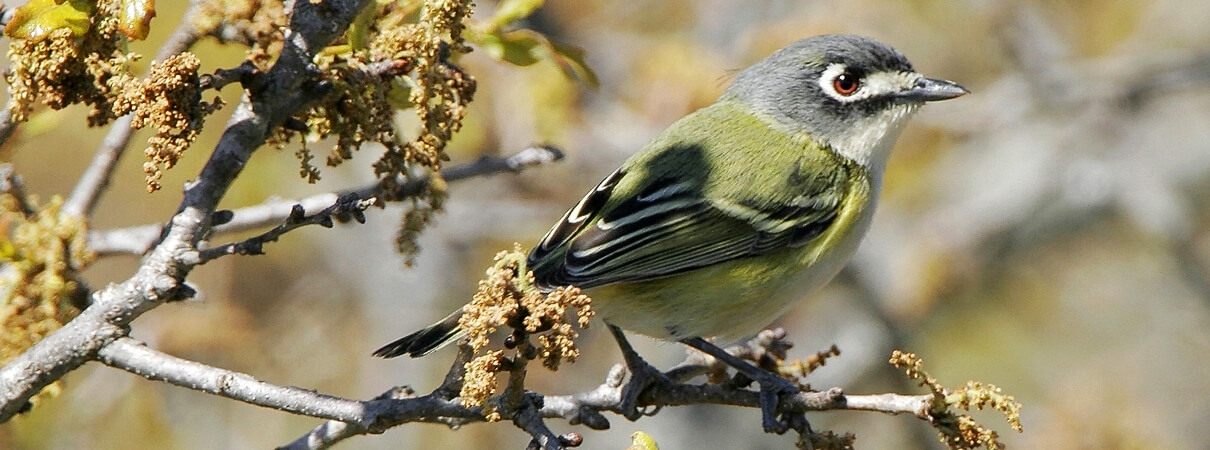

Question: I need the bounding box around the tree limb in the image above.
[0,0,374,422]
[283,337,936,450]
[196,196,376,263]
[97,337,370,423]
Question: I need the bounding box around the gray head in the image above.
[723,34,966,170]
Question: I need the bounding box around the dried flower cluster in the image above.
[0,188,94,408]
[460,349,504,421]
[779,343,841,382]
[0,195,91,363]
[377,0,475,172]
[263,0,476,263]
[4,1,220,192]
[114,53,222,192]
[455,246,594,419]
[799,430,856,450]
[890,350,1024,450]
[4,3,130,125]
[395,172,447,267]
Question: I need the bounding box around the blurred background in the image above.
[5,0,1210,448]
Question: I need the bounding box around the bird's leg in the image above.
[680,337,801,433]
[607,324,670,421]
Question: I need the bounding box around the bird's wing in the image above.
[527,157,850,289]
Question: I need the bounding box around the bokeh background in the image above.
[5,0,1210,448]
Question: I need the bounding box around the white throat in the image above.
[829,103,918,187]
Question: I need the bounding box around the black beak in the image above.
[896,77,969,103]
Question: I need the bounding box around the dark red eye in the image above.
[833,73,859,96]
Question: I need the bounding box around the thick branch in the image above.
[0,0,374,422]
[102,337,933,450]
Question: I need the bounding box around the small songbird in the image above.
[375,34,967,431]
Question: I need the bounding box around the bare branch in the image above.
[197,195,376,263]
[515,394,574,450]
[284,336,937,449]
[0,109,16,150]
[199,61,261,91]
[86,145,565,256]
[281,420,360,450]
[98,337,370,422]
[0,163,35,217]
[86,330,938,450]
[62,115,135,218]
[441,145,565,180]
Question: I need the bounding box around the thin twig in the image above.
[62,115,136,217]
[0,163,36,217]
[200,61,261,91]
[86,145,565,256]
[498,338,574,450]
[196,195,376,263]
[516,394,569,450]
[0,109,16,150]
[442,145,564,180]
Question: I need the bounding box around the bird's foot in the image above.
[681,336,806,434]
[741,367,803,434]
[607,324,669,420]
[616,356,671,421]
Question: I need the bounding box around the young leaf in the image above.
[4,0,95,41]
[486,0,546,32]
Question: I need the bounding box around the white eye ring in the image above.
[819,63,864,102]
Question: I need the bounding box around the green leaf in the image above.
[487,0,546,32]
[385,77,415,110]
[347,0,380,51]
[479,29,544,66]
[549,41,599,87]
[475,29,599,86]
[4,0,96,41]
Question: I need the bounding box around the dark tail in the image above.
[373,310,465,358]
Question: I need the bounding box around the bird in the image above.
[374,34,968,432]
